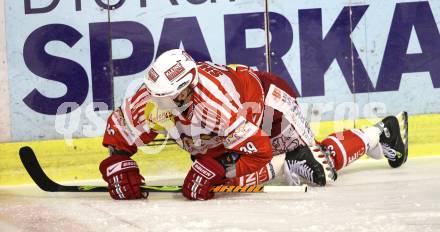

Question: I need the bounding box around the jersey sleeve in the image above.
[222,68,273,177]
[223,119,273,177]
[102,85,158,155]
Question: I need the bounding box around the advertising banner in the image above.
[4,0,440,141]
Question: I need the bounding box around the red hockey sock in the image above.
[321,129,370,171]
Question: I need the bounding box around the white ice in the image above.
[1,156,440,232]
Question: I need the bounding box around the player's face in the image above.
[173,86,193,107]
[150,86,194,117]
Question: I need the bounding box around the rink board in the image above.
[1,113,439,186]
[0,0,439,142]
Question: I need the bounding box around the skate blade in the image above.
[395,111,409,163]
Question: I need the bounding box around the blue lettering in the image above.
[299,6,374,97]
[225,12,297,93]
[157,17,211,61]
[90,21,154,110]
[377,1,440,91]
[25,0,60,14]
[224,13,267,71]
[94,0,125,10]
[23,24,88,115]
[267,12,297,94]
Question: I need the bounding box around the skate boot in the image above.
[284,146,337,186]
[375,112,408,168]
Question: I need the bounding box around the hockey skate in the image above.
[284,146,337,186]
[376,112,409,168]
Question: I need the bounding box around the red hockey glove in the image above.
[182,156,226,200]
[99,155,148,200]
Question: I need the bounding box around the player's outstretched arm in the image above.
[99,88,158,199]
[99,109,156,200]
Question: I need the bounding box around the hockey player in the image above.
[99,49,408,200]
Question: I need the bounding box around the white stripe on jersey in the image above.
[198,75,240,113]
[193,86,233,119]
[216,75,242,110]
[137,114,146,124]
[120,98,149,143]
[193,95,229,126]
[130,90,148,109]
[111,111,136,145]
[132,106,145,121]
[192,104,223,131]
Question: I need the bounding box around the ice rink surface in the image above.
[1,156,440,232]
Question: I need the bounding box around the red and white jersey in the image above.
[103,62,273,177]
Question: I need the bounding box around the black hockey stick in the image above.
[19,146,183,193]
[19,146,307,193]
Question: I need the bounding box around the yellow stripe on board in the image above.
[311,113,440,157]
[0,114,439,185]
[0,136,190,185]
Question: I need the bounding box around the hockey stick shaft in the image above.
[19,146,182,193]
[19,146,307,193]
[77,184,307,193]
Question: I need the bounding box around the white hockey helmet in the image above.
[145,49,198,98]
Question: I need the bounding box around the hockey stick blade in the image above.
[19,146,69,192]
